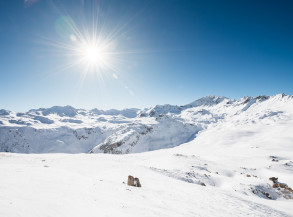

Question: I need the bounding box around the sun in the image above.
[85,46,101,63]
[51,15,123,81]
[42,6,138,97]
[76,40,111,70]
[83,45,104,65]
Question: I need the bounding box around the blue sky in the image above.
[0,0,292,111]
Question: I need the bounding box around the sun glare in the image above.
[85,47,100,62]
[82,44,105,65]
[50,15,118,75]
[50,14,131,87]
[34,3,139,97]
[76,41,112,71]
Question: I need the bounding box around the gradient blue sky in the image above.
[0,0,293,111]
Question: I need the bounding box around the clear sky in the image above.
[0,0,293,111]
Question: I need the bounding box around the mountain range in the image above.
[1,94,293,216]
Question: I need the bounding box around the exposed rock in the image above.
[127,175,141,187]
[134,178,141,187]
[263,192,272,200]
[272,183,278,188]
[279,183,287,188]
[270,156,279,162]
[127,175,134,186]
[269,177,278,183]
[269,177,293,199]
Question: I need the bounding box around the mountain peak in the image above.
[187,96,229,107]
[29,105,78,117]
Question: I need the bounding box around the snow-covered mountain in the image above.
[0,94,292,154]
[1,94,293,216]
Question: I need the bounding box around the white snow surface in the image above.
[1,94,292,155]
[1,94,293,216]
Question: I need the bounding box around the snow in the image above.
[1,94,292,154]
[0,94,293,216]
[0,150,292,216]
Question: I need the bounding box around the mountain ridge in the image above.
[2,93,290,115]
[0,93,292,154]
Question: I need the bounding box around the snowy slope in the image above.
[1,94,293,216]
[1,94,292,154]
[0,147,292,217]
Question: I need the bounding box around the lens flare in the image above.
[49,14,121,82]
[41,3,141,98]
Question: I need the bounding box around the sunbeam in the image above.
[49,12,123,85]
[33,1,148,102]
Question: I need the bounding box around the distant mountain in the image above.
[2,93,293,215]
[0,94,292,154]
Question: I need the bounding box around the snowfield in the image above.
[1,94,293,216]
